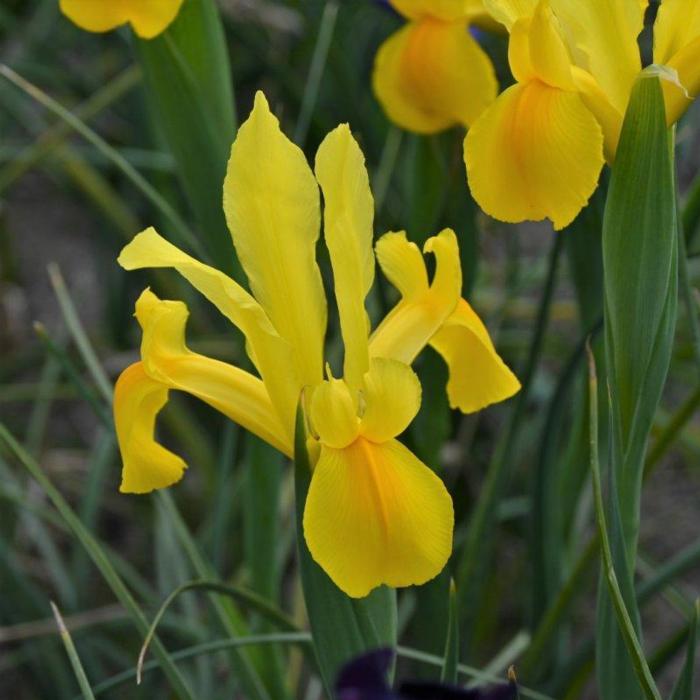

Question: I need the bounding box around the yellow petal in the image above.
[224,92,326,388]
[134,289,292,456]
[483,0,537,29]
[360,358,421,443]
[370,229,461,364]
[118,228,299,436]
[59,0,128,33]
[429,299,520,413]
[464,81,604,230]
[124,0,184,39]
[303,437,453,598]
[571,66,624,161]
[309,378,360,449]
[653,0,700,126]
[372,18,498,134]
[661,37,700,125]
[114,362,186,494]
[315,125,375,389]
[549,0,645,114]
[391,0,489,22]
[653,0,700,63]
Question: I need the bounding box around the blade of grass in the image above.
[137,579,302,683]
[88,633,312,698]
[587,347,661,700]
[669,601,699,700]
[294,1,339,147]
[0,66,141,193]
[0,63,201,256]
[0,424,195,699]
[440,580,459,684]
[50,601,96,700]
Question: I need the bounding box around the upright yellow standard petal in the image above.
[114,362,186,494]
[465,81,604,229]
[654,0,700,63]
[309,378,360,449]
[124,0,185,39]
[315,125,375,389]
[360,359,421,444]
[391,0,488,22]
[549,0,644,113]
[654,0,700,125]
[483,0,537,28]
[59,0,128,33]
[135,289,292,456]
[224,92,326,388]
[430,300,520,412]
[303,438,453,598]
[373,18,498,134]
[370,229,461,363]
[118,228,299,436]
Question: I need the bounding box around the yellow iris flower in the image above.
[59,0,184,39]
[114,92,520,598]
[373,0,499,133]
[465,0,700,230]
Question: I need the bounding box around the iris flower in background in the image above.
[465,0,700,230]
[372,0,498,134]
[113,92,520,598]
[59,0,185,39]
[336,649,518,699]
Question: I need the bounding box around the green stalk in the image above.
[456,234,564,650]
[50,602,96,700]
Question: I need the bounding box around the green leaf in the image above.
[587,348,661,700]
[441,580,459,684]
[293,408,397,695]
[50,602,96,700]
[135,0,238,276]
[598,71,678,700]
[669,601,700,700]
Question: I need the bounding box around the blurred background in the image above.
[1,1,699,698]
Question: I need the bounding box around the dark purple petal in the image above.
[399,681,518,700]
[336,648,397,700]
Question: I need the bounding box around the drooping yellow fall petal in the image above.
[360,359,421,443]
[549,0,645,114]
[59,0,128,34]
[59,0,184,38]
[464,81,604,230]
[370,229,461,363]
[118,228,299,436]
[309,378,360,449]
[223,92,326,389]
[391,0,486,22]
[303,437,453,598]
[430,299,520,413]
[134,289,292,456]
[373,18,498,134]
[123,0,185,39]
[315,125,375,390]
[114,362,186,494]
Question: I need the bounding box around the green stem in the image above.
[457,234,564,648]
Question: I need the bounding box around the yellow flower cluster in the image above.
[374,0,700,229]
